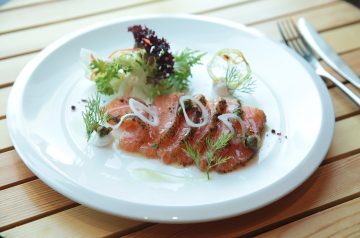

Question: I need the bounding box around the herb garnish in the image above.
[82,94,111,141]
[148,48,205,97]
[86,25,204,98]
[225,64,255,95]
[184,133,233,180]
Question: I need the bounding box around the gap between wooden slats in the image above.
[0,0,342,60]
[0,0,158,34]
[0,0,247,35]
[0,2,360,88]
[256,197,360,237]
[1,152,359,237]
[0,0,55,12]
[0,150,36,190]
[118,152,360,237]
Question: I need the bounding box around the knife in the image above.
[297,17,360,89]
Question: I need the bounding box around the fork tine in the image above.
[286,19,308,56]
[278,19,307,57]
[277,22,290,46]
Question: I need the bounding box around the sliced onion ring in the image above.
[218,113,246,138]
[128,98,159,127]
[112,113,136,129]
[179,95,209,127]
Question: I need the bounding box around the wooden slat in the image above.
[0,0,248,59]
[0,0,155,34]
[1,15,358,62]
[0,119,11,152]
[1,206,146,237]
[0,0,54,12]
[0,150,35,190]
[332,84,360,119]
[118,153,360,238]
[3,153,360,237]
[330,84,359,119]
[322,23,360,54]
[327,115,360,159]
[256,197,360,237]
[252,1,360,40]
[206,0,336,24]
[0,87,10,117]
[0,180,75,231]
[0,53,35,87]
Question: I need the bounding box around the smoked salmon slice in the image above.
[105,93,266,174]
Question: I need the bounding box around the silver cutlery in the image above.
[277,19,360,107]
[297,17,360,89]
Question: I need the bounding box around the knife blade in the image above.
[297,17,360,88]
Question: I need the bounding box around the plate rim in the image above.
[6,14,335,223]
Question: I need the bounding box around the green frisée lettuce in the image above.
[81,25,204,99]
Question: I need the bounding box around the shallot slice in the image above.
[179,95,209,127]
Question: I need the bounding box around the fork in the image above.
[277,19,360,107]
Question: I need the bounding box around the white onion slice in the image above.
[113,113,136,129]
[80,48,95,79]
[128,98,159,127]
[218,113,246,138]
[179,95,209,128]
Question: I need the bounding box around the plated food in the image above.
[81,24,266,179]
[7,15,334,222]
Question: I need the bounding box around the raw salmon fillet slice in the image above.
[105,93,266,173]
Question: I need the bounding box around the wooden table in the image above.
[1,0,360,237]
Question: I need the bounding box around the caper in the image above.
[245,135,260,150]
[97,126,112,137]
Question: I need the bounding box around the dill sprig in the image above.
[82,94,110,141]
[184,133,233,180]
[225,64,255,95]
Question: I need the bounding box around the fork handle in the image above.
[316,67,360,107]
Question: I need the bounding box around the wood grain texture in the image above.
[0,51,35,87]
[0,0,155,34]
[0,0,248,59]
[251,1,360,40]
[331,84,360,119]
[0,180,75,231]
[257,197,360,237]
[0,150,35,190]
[0,0,55,12]
[1,206,147,238]
[0,119,11,152]
[322,23,360,54]
[118,153,360,237]
[2,153,360,237]
[0,87,10,117]
[327,115,360,160]
[206,0,336,24]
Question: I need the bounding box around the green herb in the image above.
[225,64,255,95]
[89,54,134,95]
[82,94,110,141]
[184,133,233,180]
[148,48,205,97]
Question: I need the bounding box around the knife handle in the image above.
[316,67,360,107]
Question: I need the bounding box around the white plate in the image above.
[7,15,334,223]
